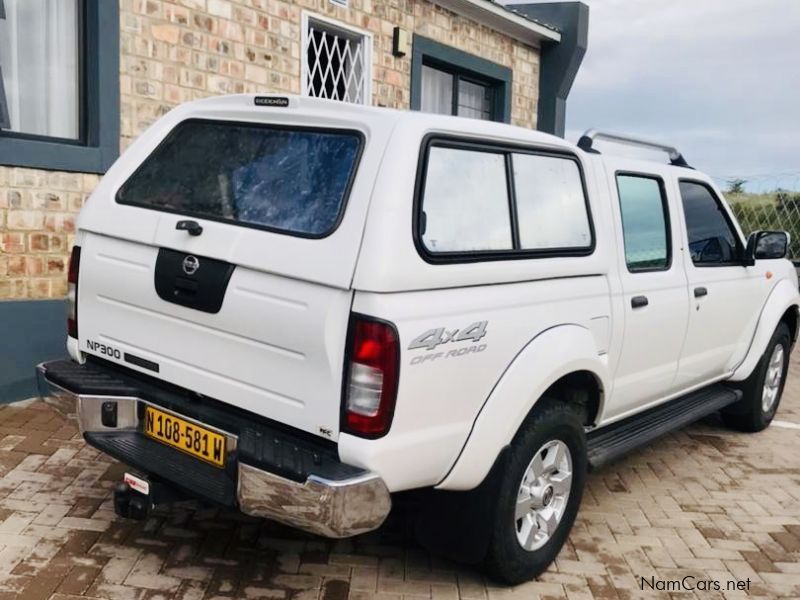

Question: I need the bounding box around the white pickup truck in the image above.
[38,95,799,583]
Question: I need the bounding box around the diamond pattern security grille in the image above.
[304,20,368,104]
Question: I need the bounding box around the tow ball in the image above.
[113,472,188,520]
[113,482,151,520]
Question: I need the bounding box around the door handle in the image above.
[694,287,708,298]
[631,295,649,308]
[176,220,203,236]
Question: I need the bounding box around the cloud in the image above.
[517,0,800,190]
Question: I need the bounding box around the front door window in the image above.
[679,180,742,265]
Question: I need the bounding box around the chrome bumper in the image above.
[36,362,391,538]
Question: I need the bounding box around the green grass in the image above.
[725,192,778,207]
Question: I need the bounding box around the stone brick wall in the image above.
[0,0,540,301]
[0,170,100,299]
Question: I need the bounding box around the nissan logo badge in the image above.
[182,255,200,276]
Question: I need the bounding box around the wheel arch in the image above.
[780,304,799,345]
[436,323,609,491]
[731,278,800,381]
[539,369,604,428]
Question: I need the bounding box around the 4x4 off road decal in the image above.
[409,321,488,350]
[408,321,488,365]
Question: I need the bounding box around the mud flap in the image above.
[414,447,510,564]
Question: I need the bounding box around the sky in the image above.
[510,0,800,193]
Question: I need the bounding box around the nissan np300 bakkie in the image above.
[38,95,799,583]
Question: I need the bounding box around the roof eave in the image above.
[433,0,562,47]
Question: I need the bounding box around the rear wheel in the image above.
[484,401,586,584]
[722,322,791,432]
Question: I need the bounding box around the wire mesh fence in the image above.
[710,173,800,262]
[727,190,800,262]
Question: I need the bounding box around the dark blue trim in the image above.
[410,35,512,124]
[0,300,67,404]
[0,0,119,173]
[512,2,589,136]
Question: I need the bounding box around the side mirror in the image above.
[745,230,790,265]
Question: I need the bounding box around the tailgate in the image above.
[78,232,351,440]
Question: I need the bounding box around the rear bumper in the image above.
[36,360,390,538]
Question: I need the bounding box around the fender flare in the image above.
[730,278,800,381]
[436,324,609,491]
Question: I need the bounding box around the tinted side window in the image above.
[679,181,740,265]
[421,147,512,252]
[512,154,592,250]
[616,175,670,271]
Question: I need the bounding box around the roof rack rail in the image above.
[577,129,692,168]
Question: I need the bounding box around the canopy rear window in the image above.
[116,119,363,238]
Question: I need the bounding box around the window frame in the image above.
[420,61,497,121]
[114,118,366,241]
[678,178,746,268]
[413,134,596,264]
[300,11,373,106]
[0,0,119,173]
[615,171,673,274]
[410,36,511,124]
[0,0,87,144]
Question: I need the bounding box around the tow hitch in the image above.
[113,482,150,520]
[113,472,189,520]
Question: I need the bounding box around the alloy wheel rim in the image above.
[762,344,785,413]
[514,439,572,551]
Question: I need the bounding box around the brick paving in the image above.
[1,359,799,599]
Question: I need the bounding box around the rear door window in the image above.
[616,174,671,271]
[116,120,362,238]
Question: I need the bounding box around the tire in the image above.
[722,322,791,432]
[483,400,587,585]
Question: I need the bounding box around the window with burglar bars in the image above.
[302,14,371,105]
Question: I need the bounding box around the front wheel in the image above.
[484,400,587,584]
[722,322,791,432]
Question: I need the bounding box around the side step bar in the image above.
[587,384,741,469]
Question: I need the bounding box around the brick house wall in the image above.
[0,170,98,300]
[0,0,541,303]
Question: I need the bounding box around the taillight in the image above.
[67,246,81,338]
[343,315,400,438]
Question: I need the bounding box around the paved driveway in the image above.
[1,358,799,600]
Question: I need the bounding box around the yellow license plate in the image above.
[143,406,226,467]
